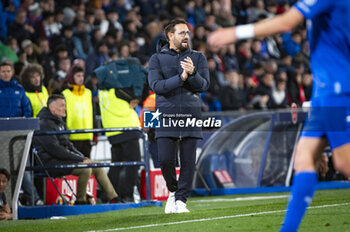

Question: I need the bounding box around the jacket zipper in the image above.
[178,53,182,140]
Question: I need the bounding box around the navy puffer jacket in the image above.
[0,78,32,118]
[148,39,210,139]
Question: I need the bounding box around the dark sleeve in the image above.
[287,83,300,105]
[240,90,247,108]
[186,53,210,92]
[267,96,276,109]
[148,54,185,95]
[1,192,7,205]
[85,55,98,76]
[37,120,84,162]
[219,87,231,111]
[282,95,289,107]
[21,89,32,117]
[92,98,97,132]
[115,87,136,103]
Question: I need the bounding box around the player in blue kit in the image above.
[208,0,350,231]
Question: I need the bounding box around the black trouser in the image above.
[108,139,141,200]
[157,137,197,203]
[71,140,92,158]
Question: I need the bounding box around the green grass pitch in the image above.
[1,189,349,232]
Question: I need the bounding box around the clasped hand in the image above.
[83,157,92,164]
[180,57,195,81]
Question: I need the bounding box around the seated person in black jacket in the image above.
[33,94,120,204]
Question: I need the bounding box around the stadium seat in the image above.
[199,154,231,188]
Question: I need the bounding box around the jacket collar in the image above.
[24,84,42,93]
[68,84,85,96]
[0,78,18,87]
[156,38,191,55]
[37,107,65,125]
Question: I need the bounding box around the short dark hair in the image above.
[4,36,16,46]
[47,94,65,107]
[72,65,84,76]
[54,8,64,16]
[0,61,13,69]
[42,11,54,20]
[54,44,68,54]
[97,41,108,49]
[0,168,10,181]
[164,19,187,40]
[62,25,73,32]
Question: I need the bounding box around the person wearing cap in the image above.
[61,64,95,158]
[21,39,38,64]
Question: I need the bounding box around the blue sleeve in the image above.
[293,0,333,19]
[85,55,98,76]
[72,37,87,60]
[186,53,210,92]
[21,90,32,117]
[148,54,185,95]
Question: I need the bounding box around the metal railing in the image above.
[28,127,151,201]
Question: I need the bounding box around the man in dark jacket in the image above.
[7,9,35,46]
[148,19,210,213]
[33,95,120,204]
[0,61,32,118]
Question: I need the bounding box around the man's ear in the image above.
[48,103,54,113]
[167,32,173,41]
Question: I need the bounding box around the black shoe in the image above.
[75,200,88,205]
[109,197,124,204]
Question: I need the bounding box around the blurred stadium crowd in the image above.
[0,0,312,112]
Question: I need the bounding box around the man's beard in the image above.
[177,39,189,51]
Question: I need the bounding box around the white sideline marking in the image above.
[87,202,350,232]
[193,195,289,202]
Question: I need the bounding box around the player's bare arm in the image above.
[207,7,304,47]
